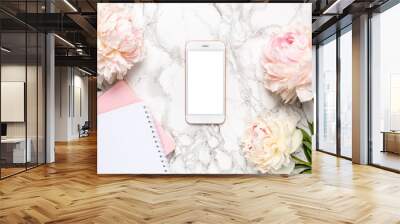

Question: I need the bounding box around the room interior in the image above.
[0,30,46,178]
[0,0,400,223]
[370,4,400,171]
[0,0,96,179]
[315,1,400,172]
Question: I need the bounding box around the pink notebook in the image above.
[98,81,175,155]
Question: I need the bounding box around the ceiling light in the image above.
[78,67,93,76]
[1,47,11,53]
[63,0,78,12]
[54,34,75,48]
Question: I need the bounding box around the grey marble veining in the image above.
[123,3,312,174]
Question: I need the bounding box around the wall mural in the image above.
[97,3,313,175]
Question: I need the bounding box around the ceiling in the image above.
[0,0,393,73]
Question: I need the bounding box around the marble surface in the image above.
[123,3,313,174]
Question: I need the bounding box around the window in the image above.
[370,2,400,171]
[390,74,400,130]
[339,28,352,158]
[317,26,353,159]
[317,36,337,154]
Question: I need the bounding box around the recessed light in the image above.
[1,47,11,53]
[78,67,93,76]
[63,0,78,12]
[54,34,75,48]
[322,0,354,15]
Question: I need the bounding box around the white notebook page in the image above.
[97,103,169,174]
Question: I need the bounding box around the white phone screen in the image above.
[187,49,224,115]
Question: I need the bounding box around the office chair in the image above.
[79,121,90,138]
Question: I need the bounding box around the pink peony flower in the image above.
[262,26,312,104]
[242,110,302,174]
[97,3,144,84]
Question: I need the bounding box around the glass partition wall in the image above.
[0,1,46,179]
[370,3,400,172]
[316,26,352,159]
[0,30,27,177]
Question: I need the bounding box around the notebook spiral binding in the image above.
[142,105,169,173]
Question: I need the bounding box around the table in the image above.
[381,131,400,154]
[1,138,32,163]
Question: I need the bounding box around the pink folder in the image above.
[98,80,175,155]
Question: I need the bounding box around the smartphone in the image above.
[185,41,226,124]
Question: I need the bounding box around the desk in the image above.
[382,131,400,154]
[1,138,31,163]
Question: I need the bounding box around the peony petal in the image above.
[97,3,144,85]
[261,25,312,104]
[269,159,295,175]
[291,130,303,153]
[296,85,313,102]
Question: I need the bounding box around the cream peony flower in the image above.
[261,25,313,104]
[242,109,303,174]
[97,3,144,85]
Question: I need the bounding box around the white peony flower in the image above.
[242,108,303,174]
[262,25,313,104]
[97,3,144,85]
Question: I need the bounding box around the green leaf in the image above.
[303,141,312,151]
[295,164,311,174]
[291,155,311,167]
[295,164,311,169]
[303,142,312,163]
[300,168,312,174]
[307,121,314,135]
[300,128,312,144]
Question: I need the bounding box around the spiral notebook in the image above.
[97,80,175,155]
[97,102,169,174]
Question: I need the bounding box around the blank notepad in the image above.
[98,102,169,174]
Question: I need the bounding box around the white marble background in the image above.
[124,3,313,174]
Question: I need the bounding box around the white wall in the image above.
[55,67,69,141]
[55,67,89,141]
[1,64,46,164]
[1,66,26,138]
[1,65,41,137]
[71,73,89,138]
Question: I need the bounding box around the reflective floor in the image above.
[372,150,400,171]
